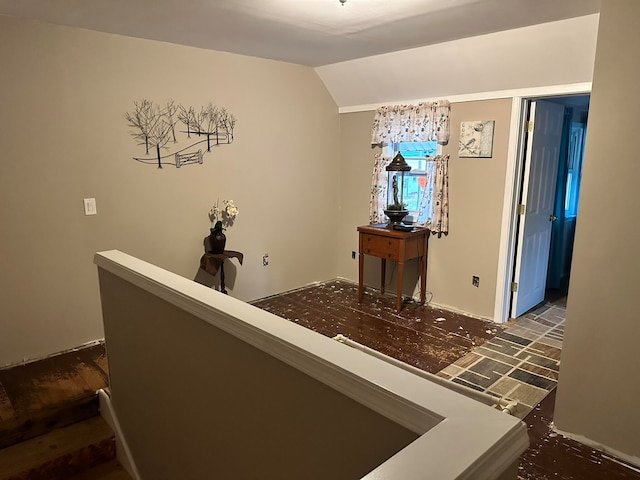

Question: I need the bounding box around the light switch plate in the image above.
[83,198,97,215]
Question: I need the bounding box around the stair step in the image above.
[67,459,132,480]
[0,395,100,451]
[0,416,115,480]
[0,343,108,450]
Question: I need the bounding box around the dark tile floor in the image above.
[438,302,565,418]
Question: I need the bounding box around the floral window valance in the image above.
[370,100,451,146]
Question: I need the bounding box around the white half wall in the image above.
[95,249,529,480]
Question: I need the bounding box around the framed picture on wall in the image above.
[458,120,495,158]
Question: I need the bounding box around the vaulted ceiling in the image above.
[0,0,600,67]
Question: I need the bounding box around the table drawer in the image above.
[361,234,400,260]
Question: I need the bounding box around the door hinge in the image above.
[511,282,518,293]
[517,204,526,215]
[526,120,534,133]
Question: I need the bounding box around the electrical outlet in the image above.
[263,254,269,266]
[472,276,480,287]
[351,251,356,259]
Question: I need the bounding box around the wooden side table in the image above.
[357,224,430,312]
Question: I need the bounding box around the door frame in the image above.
[492,84,592,324]
[510,99,566,318]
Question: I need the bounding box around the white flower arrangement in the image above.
[209,199,239,231]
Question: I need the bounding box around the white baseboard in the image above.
[337,276,495,323]
[427,301,494,323]
[1,339,106,370]
[552,424,640,472]
[98,388,141,480]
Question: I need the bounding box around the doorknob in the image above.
[549,215,558,222]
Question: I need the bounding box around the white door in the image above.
[511,100,565,318]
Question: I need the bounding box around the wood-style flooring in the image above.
[252,279,640,480]
[2,280,638,479]
[252,279,501,373]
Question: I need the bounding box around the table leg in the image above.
[380,258,386,295]
[220,261,228,295]
[358,252,364,302]
[396,260,404,312]
[420,253,427,304]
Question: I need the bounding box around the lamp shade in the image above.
[385,152,412,172]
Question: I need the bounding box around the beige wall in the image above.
[554,0,640,460]
[0,16,340,366]
[337,111,375,281]
[338,99,513,319]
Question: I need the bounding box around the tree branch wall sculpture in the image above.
[125,99,236,169]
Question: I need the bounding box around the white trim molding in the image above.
[338,83,592,114]
[98,388,141,480]
[553,424,640,471]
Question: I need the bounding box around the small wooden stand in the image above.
[357,224,429,312]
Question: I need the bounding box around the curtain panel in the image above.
[418,154,449,237]
[370,100,451,146]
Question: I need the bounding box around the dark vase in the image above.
[208,228,226,254]
[384,208,409,226]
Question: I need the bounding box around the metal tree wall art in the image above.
[125,99,236,169]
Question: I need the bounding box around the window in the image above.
[564,124,586,218]
[385,141,439,220]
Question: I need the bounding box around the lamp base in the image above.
[384,209,409,226]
